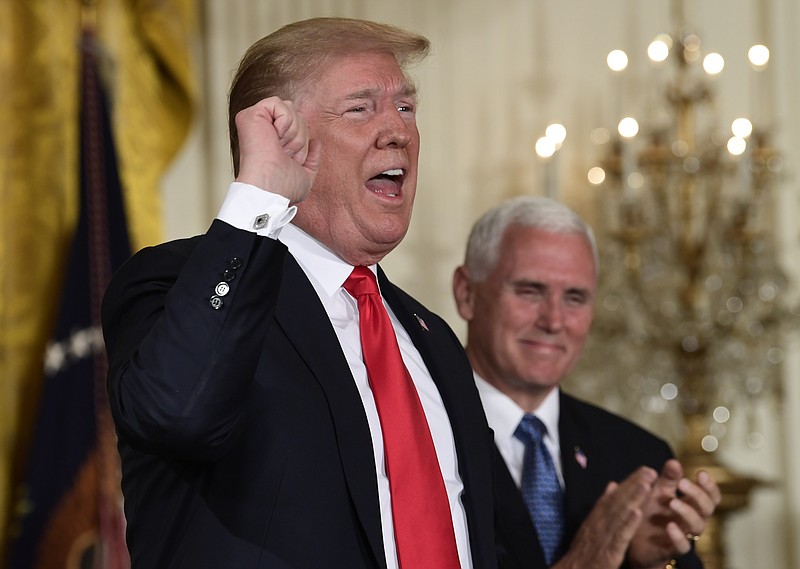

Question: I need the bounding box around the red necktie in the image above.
[344,267,461,569]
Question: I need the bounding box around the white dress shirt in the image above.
[474,374,565,489]
[217,182,473,569]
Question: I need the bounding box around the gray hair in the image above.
[464,196,599,281]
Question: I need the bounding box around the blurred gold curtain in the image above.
[0,0,196,560]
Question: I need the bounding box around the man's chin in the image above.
[517,375,563,392]
[364,219,411,249]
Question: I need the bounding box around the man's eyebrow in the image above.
[398,84,419,99]
[344,89,375,102]
[509,279,592,296]
[509,279,546,289]
[564,285,593,299]
[345,84,418,101]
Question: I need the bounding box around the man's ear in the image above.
[452,266,475,321]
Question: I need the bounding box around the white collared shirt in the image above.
[474,375,564,489]
[217,182,472,569]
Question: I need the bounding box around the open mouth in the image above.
[365,168,405,197]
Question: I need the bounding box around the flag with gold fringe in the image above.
[1,1,195,565]
[8,28,132,569]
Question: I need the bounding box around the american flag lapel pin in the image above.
[414,313,429,332]
[574,446,588,469]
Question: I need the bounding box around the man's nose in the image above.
[536,296,564,332]
[376,110,413,148]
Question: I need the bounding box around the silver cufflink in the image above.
[253,213,270,230]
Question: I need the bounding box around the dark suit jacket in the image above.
[102,220,497,569]
[493,391,702,569]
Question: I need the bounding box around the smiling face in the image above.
[453,225,596,412]
[291,51,420,266]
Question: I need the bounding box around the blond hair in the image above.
[228,17,430,175]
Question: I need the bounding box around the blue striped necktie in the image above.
[514,414,565,565]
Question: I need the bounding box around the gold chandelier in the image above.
[567,2,793,568]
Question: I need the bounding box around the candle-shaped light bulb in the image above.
[748,44,769,68]
[647,34,672,63]
[731,118,753,138]
[703,53,724,75]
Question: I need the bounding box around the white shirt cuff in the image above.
[217,182,297,238]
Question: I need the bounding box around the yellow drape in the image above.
[0,0,196,560]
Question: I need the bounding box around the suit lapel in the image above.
[558,392,603,540]
[377,268,477,451]
[492,446,547,569]
[275,257,386,568]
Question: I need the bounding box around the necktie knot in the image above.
[344,266,379,298]
[514,414,547,446]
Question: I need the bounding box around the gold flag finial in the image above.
[81,0,97,32]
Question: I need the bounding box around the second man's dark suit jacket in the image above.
[102,220,498,569]
[493,391,703,569]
